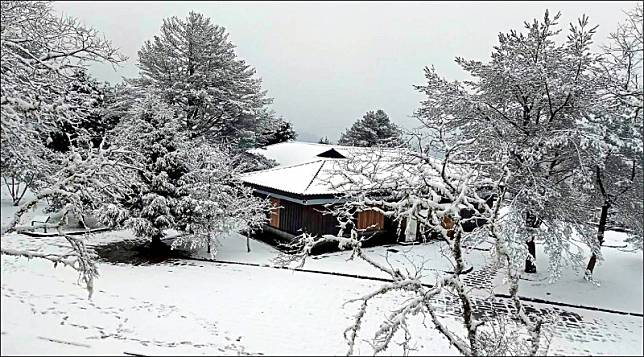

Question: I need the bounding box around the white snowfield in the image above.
[1,186,643,355]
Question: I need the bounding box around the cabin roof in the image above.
[248,141,399,167]
[242,141,459,203]
[242,144,414,198]
[241,159,342,196]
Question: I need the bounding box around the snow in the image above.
[241,150,424,197]
[495,231,644,314]
[1,183,42,229]
[2,182,643,355]
[247,141,403,168]
[241,160,333,196]
[1,233,463,356]
[2,231,643,355]
[248,142,342,167]
[240,158,361,196]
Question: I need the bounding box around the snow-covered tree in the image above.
[102,96,192,248]
[1,0,125,149]
[1,0,125,204]
[42,69,111,152]
[338,109,405,147]
[132,11,273,147]
[170,143,271,256]
[282,12,622,353]
[103,95,272,252]
[1,136,141,297]
[414,11,601,273]
[583,4,643,275]
[0,134,53,205]
[257,117,297,146]
[279,142,551,355]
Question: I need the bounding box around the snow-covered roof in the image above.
[243,142,458,204]
[241,159,342,196]
[248,141,396,167]
[242,146,416,199]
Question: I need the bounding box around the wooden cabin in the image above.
[243,142,489,244]
[243,142,399,242]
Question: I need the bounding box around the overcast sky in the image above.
[54,1,638,142]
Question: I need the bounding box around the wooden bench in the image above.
[31,215,52,233]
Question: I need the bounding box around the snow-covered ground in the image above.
[2,231,643,356]
[499,232,643,314]
[2,184,643,355]
[0,232,465,356]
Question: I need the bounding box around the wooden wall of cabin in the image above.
[255,189,420,240]
[273,200,338,236]
[357,210,385,230]
[302,205,338,236]
[278,199,303,234]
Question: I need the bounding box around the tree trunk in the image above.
[11,177,20,206]
[450,229,479,354]
[524,211,539,273]
[525,238,537,273]
[247,235,251,253]
[150,234,164,250]
[586,202,610,276]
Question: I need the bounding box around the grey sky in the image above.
[54,1,638,142]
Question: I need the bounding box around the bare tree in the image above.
[277,141,550,355]
[1,1,126,198]
[583,4,643,277]
[1,136,141,297]
[413,11,601,274]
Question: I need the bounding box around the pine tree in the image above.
[257,118,297,146]
[112,96,193,247]
[133,11,273,146]
[106,95,272,251]
[338,110,404,147]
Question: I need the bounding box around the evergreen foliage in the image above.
[338,110,404,147]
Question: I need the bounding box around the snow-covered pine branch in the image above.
[102,94,272,254]
[130,11,276,148]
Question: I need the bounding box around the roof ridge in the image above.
[302,159,327,194]
[260,141,334,148]
[241,159,326,177]
[254,141,407,151]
